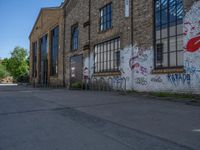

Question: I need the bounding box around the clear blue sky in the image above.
[0,0,63,59]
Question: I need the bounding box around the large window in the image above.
[40,34,48,84]
[51,26,59,76]
[32,42,37,78]
[94,38,120,73]
[71,24,79,50]
[100,3,112,31]
[155,0,183,68]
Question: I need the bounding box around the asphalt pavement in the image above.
[0,85,199,150]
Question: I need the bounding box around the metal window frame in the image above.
[94,37,120,73]
[154,0,184,69]
[99,3,113,32]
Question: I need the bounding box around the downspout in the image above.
[88,0,91,82]
[63,9,66,87]
[131,0,134,90]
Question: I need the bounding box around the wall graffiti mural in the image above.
[129,48,149,76]
[185,59,200,75]
[151,76,163,83]
[184,1,200,53]
[83,67,89,79]
[112,77,123,84]
[167,74,191,86]
[186,35,200,53]
[135,77,148,86]
[129,62,148,76]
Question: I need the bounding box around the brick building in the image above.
[30,0,200,94]
[29,6,65,86]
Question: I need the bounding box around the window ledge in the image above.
[152,67,184,74]
[50,75,58,79]
[93,71,121,77]
[98,27,113,34]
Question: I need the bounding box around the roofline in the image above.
[61,0,71,8]
[29,7,62,39]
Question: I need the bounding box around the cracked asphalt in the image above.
[0,85,199,150]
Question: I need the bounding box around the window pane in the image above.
[169,36,176,52]
[177,51,183,66]
[72,26,78,50]
[94,38,120,73]
[161,9,168,25]
[161,0,168,9]
[177,3,183,21]
[99,3,112,31]
[51,26,59,76]
[170,52,176,66]
[161,28,168,38]
[156,12,161,28]
[169,4,176,23]
[154,0,183,68]
[177,24,182,35]
[177,35,183,50]
[163,53,168,67]
[155,0,160,11]
[169,25,176,36]
[162,38,168,53]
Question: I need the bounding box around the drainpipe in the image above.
[88,0,91,86]
[63,9,66,87]
[131,0,134,91]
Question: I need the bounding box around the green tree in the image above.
[0,63,9,80]
[4,47,29,82]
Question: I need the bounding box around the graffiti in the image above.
[151,76,163,83]
[129,62,148,76]
[184,21,196,36]
[140,66,148,76]
[120,68,125,74]
[129,54,148,64]
[112,77,123,84]
[186,35,200,52]
[129,47,149,76]
[83,67,89,79]
[135,77,148,86]
[167,74,191,86]
[184,1,200,53]
[185,60,200,74]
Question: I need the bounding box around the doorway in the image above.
[70,55,83,89]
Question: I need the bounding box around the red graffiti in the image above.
[186,35,200,52]
[183,21,200,36]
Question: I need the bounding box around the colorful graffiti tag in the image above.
[186,35,200,52]
[83,67,89,79]
[167,73,191,86]
[185,59,200,74]
[129,49,149,76]
[183,0,200,53]
[151,76,163,83]
[135,77,148,86]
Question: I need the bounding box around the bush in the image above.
[0,64,9,80]
[71,81,82,89]
[16,73,29,83]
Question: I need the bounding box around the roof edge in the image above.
[29,7,62,39]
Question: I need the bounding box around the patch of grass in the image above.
[149,92,199,100]
[119,90,200,102]
[71,82,82,89]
